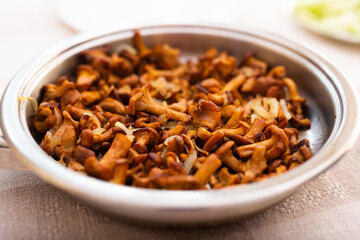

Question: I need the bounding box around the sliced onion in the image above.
[183,146,197,174]
[251,98,273,119]
[150,76,167,89]
[150,77,180,98]
[82,112,101,128]
[164,91,172,99]
[267,98,279,118]
[159,114,170,124]
[160,146,167,157]
[164,135,183,146]
[114,44,137,55]
[92,127,106,135]
[251,113,261,124]
[152,97,163,106]
[115,121,135,142]
[180,134,198,174]
[161,101,168,108]
[194,141,209,156]
[18,96,39,115]
[58,154,66,166]
[134,100,147,111]
[280,99,292,120]
[44,130,61,155]
[51,135,62,149]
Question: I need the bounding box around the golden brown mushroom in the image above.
[92,127,118,145]
[217,149,240,173]
[63,157,85,173]
[203,130,225,153]
[196,127,212,142]
[75,65,100,91]
[241,77,256,93]
[110,54,133,77]
[267,65,286,79]
[168,99,188,113]
[189,100,221,131]
[220,74,246,93]
[133,30,151,58]
[145,64,187,79]
[221,105,237,118]
[60,89,83,109]
[242,53,267,75]
[98,97,125,114]
[215,141,235,157]
[217,167,241,186]
[244,118,267,142]
[80,91,102,106]
[159,123,186,142]
[284,145,312,165]
[225,107,246,129]
[73,145,95,165]
[44,77,75,99]
[200,78,222,93]
[152,175,201,190]
[33,102,63,134]
[236,125,289,159]
[110,159,129,185]
[85,133,132,180]
[80,47,111,75]
[40,111,77,158]
[134,117,161,130]
[194,154,222,186]
[149,44,180,70]
[238,145,267,175]
[283,78,305,103]
[128,86,191,123]
[65,104,93,120]
[220,127,248,138]
[251,77,283,97]
[212,52,236,79]
[132,128,159,154]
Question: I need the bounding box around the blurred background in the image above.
[0,0,359,96]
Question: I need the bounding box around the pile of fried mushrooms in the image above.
[31,30,312,190]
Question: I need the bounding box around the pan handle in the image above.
[0,132,8,148]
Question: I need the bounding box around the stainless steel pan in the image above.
[1,25,359,226]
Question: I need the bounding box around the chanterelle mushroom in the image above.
[85,133,132,180]
[44,77,75,99]
[236,124,289,159]
[127,85,191,123]
[132,128,159,153]
[239,145,267,176]
[76,65,100,92]
[189,100,221,131]
[33,102,63,134]
[40,110,77,158]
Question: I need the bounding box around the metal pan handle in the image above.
[0,135,8,148]
[0,93,8,147]
[0,127,9,148]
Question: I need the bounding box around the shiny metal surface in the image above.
[1,25,359,226]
